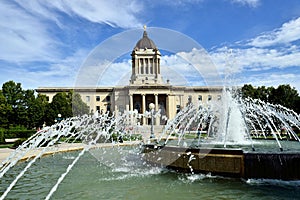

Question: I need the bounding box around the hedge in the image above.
[0,129,5,144]
[5,130,36,139]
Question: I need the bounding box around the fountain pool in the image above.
[1,147,300,200]
[142,89,300,180]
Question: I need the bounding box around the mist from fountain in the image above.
[1,87,300,199]
[158,87,300,151]
[0,110,145,200]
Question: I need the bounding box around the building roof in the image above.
[135,30,157,50]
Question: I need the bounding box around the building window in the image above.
[176,105,181,113]
[208,95,212,101]
[119,105,124,113]
[217,95,221,100]
[96,106,100,111]
[106,95,111,102]
[86,96,90,102]
[96,96,100,101]
[107,104,111,113]
[188,95,192,104]
[198,95,202,101]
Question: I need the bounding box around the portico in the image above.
[128,90,167,125]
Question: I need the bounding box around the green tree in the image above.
[20,89,35,128]
[254,86,274,102]
[241,84,256,99]
[26,92,49,129]
[269,84,299,111]
[70,92,90,116]
[43,91,89,125]
[0,91,12,128]
[47,92,73,124]
[241,84,300,114]
[2,81,25,126]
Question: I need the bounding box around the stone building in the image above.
[36,28,222,125]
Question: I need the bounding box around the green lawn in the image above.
[0,144,14,148]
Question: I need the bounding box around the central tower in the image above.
[130,26,163,85]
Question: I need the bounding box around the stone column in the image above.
[166,94,169,119]
[138,58,142,75]
[155,58,159,76]
[114,105,118,117]
[180,95,184,109]
[129,94,133,111]
[134,56,138,75]
[143,58,146,74]
[142,94,146,125]
[155,94,159,125]
[129,94,133,125]
[153,58,156,75]
[158,58,160,74]
[147,58,150,74]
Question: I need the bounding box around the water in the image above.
[158,88,300,150]
[1,88,300,199]
[1,149,300,200]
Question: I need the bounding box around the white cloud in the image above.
[238,73,300,92]
[0,49,89,89]
[248,17,300,47]
[207,17,300,91]
[210,17,300,77]
[16,0,143,29]
[99,60,132,86]
[150,0,204,7]
[0,1,59,63]
[0,0,144,64]
[211,46,300,74]
[84,48,224,87]
[230,0,260,7]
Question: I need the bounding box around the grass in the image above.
[0,144,14,148]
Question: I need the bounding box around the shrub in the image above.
[5,127,36,139]
[12,138,27,149]
[0,128,5,144]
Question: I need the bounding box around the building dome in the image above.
[135,30,157,50]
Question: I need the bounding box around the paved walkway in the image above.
[0,148,15,164]
[0,141,141,164]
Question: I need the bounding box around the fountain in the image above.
[0,111,144,199]
[142,88,300,180]
[0,88,300,199]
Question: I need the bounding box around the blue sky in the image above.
[0,0,300,91]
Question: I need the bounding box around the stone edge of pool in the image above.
[0,141,142,165]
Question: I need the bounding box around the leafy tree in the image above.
[254,86,273,102]
[241,84,256,99]
[20,89,35,128]
[0,91,12,128]
[0,128,5,144]
[26,93,49,129]
[269,84,299,112]
[2,81,25,126]
[241,84,300,114]
[47,92,73,124]
[0,81,90,135]
[70,91,90,116]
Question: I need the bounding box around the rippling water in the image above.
[1,145,300,200]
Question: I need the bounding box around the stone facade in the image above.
[36,29,222,125]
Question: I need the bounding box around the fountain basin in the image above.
[142,144,300,180]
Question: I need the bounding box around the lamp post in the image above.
[149,103,155,139]
[57,114,62,122]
